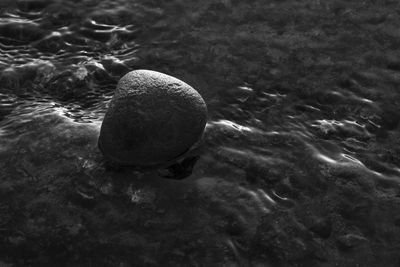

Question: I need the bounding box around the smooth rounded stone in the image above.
[98,70,207,168]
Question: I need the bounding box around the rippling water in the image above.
[1,0,400,266]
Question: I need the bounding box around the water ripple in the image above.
[1,0,400,266]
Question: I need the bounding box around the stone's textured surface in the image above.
[98,70,207,167]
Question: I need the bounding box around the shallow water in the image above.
[1,0,400,266]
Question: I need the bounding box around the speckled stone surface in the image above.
[98,70,207,167]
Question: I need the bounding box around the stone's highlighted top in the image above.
[98,69,207,168]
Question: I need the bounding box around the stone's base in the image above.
[98,69,207,168]
[157,155,200,180]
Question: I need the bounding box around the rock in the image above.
[309,217,332,239]
[337,234,368,249]
[157,155,200,180]
[98,70,207,168]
